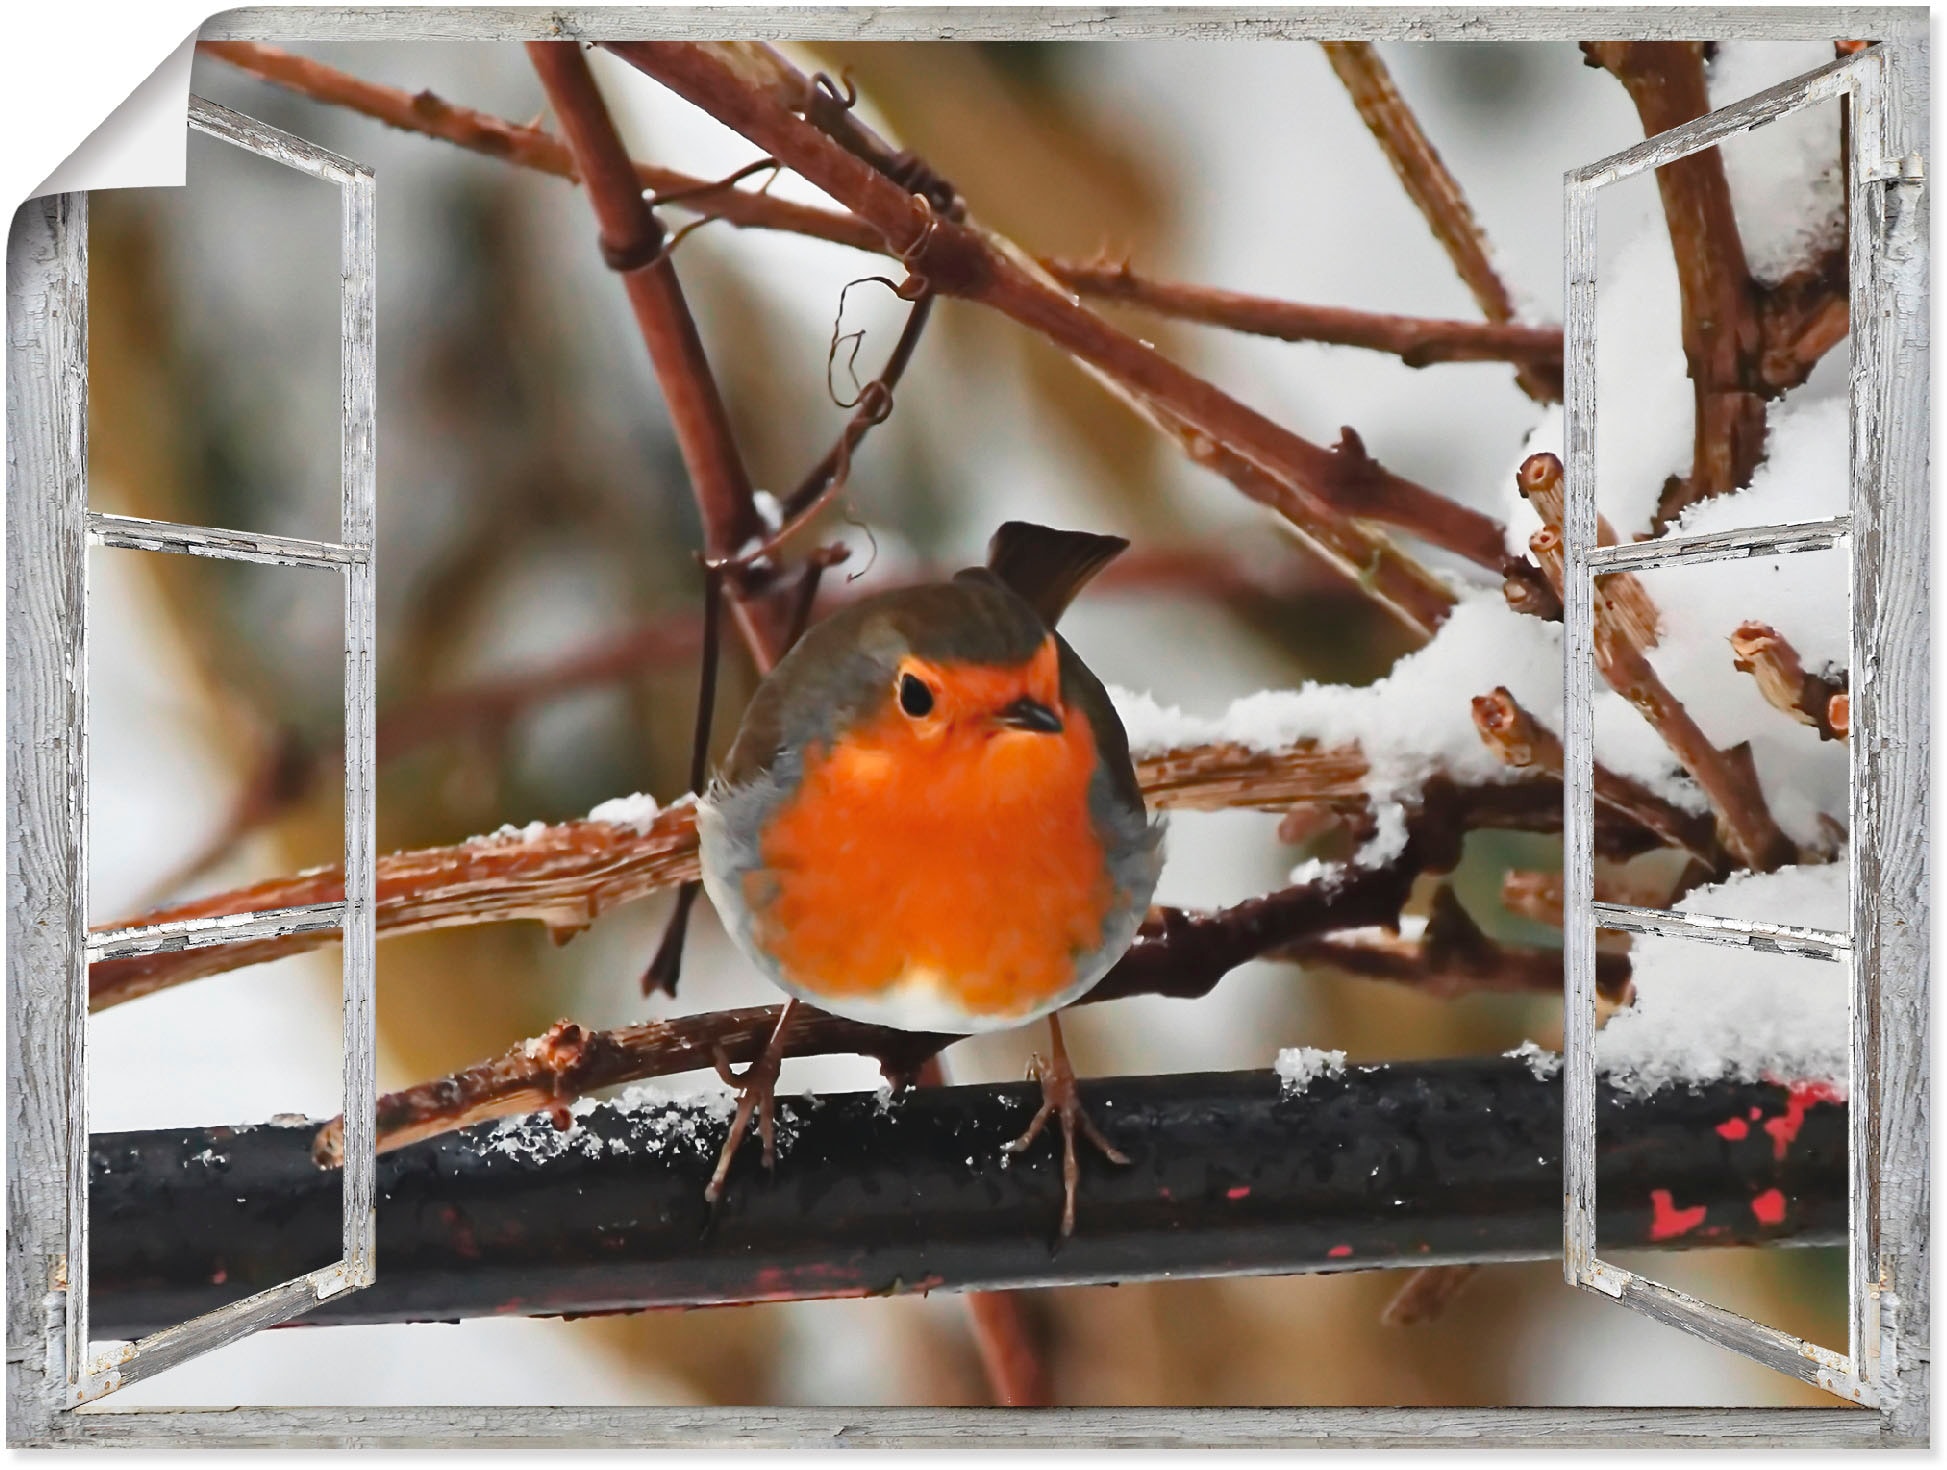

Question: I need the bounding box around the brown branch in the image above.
[1381,1265,1482,1326]
[89,743,1368,1010]
[1729,622,1848,741]
[92,738,1679,1014]
[1051,253,1563,382]
[525,42,781,665]
[1470,686,1724,871]
[1502,558,1563,623]
[202,41,1559,387]
[312,771,1685,1167]
[1277,884,1633,1003]
[1582,43,1766,525]
[205,37,1511,619]
[1501,869,1675,934]
[1756,247,1850,394]
[963,1291,1052,1406]
[197,41,887,254]
[601,42,1508,571]
[1515,454,1795,872]
[1318,41,1558,404]
[1516,454,1659,649]
[1149,412,1455,643]
[124,545,1360,908]
[311,808,1481,1164]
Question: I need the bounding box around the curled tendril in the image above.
[811,70,859,109]
[825,275,907,410]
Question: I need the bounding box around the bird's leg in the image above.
[704,999,800,1204]
[1002,1011,1129,1237]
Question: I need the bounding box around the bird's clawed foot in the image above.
[703,1000,799,1206]
[1002,1013,1128,1237]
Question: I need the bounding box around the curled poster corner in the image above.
[33,30,198,200]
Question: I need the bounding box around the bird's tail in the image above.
[983,521,1129,627]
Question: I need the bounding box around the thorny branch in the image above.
[1318,41,1560,404]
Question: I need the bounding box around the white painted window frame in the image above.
[1560,43,1927,1421]
[4,6,1925,1450]
[15,97,379,1409]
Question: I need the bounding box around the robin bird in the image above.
[696,521,1164,1235]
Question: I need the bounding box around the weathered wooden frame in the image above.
[6,97,380,1414]
[5,5,1927,1448]
[1560,40,1928,1432]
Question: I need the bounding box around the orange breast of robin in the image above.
[747,662,1118,1021]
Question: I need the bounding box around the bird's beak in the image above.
[996,696,1063,734]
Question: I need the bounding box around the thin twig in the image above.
[197,41,887,252]
[602,41,1510,570]
[1318,41,1557,403]
[1050,253,1564,382]
[202,41,1844,412]
[1149,409,1455,643]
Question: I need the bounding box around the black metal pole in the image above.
[90,1060,1843,1337]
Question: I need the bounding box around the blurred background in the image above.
[83,36,1847,1408]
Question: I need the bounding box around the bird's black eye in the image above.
[898,673,935,718]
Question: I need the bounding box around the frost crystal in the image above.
[1504,1041,1562,1081]
[1274,1046,1348,1095]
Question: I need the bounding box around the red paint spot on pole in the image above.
[1762,1080,1845,1160]
[1225,1185,1251,1201]
[1715,1117,1749,1141]
[1327,1244,1353,1259]
[1751,1188,1787,1226]
[1648,1188,1708,1241]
